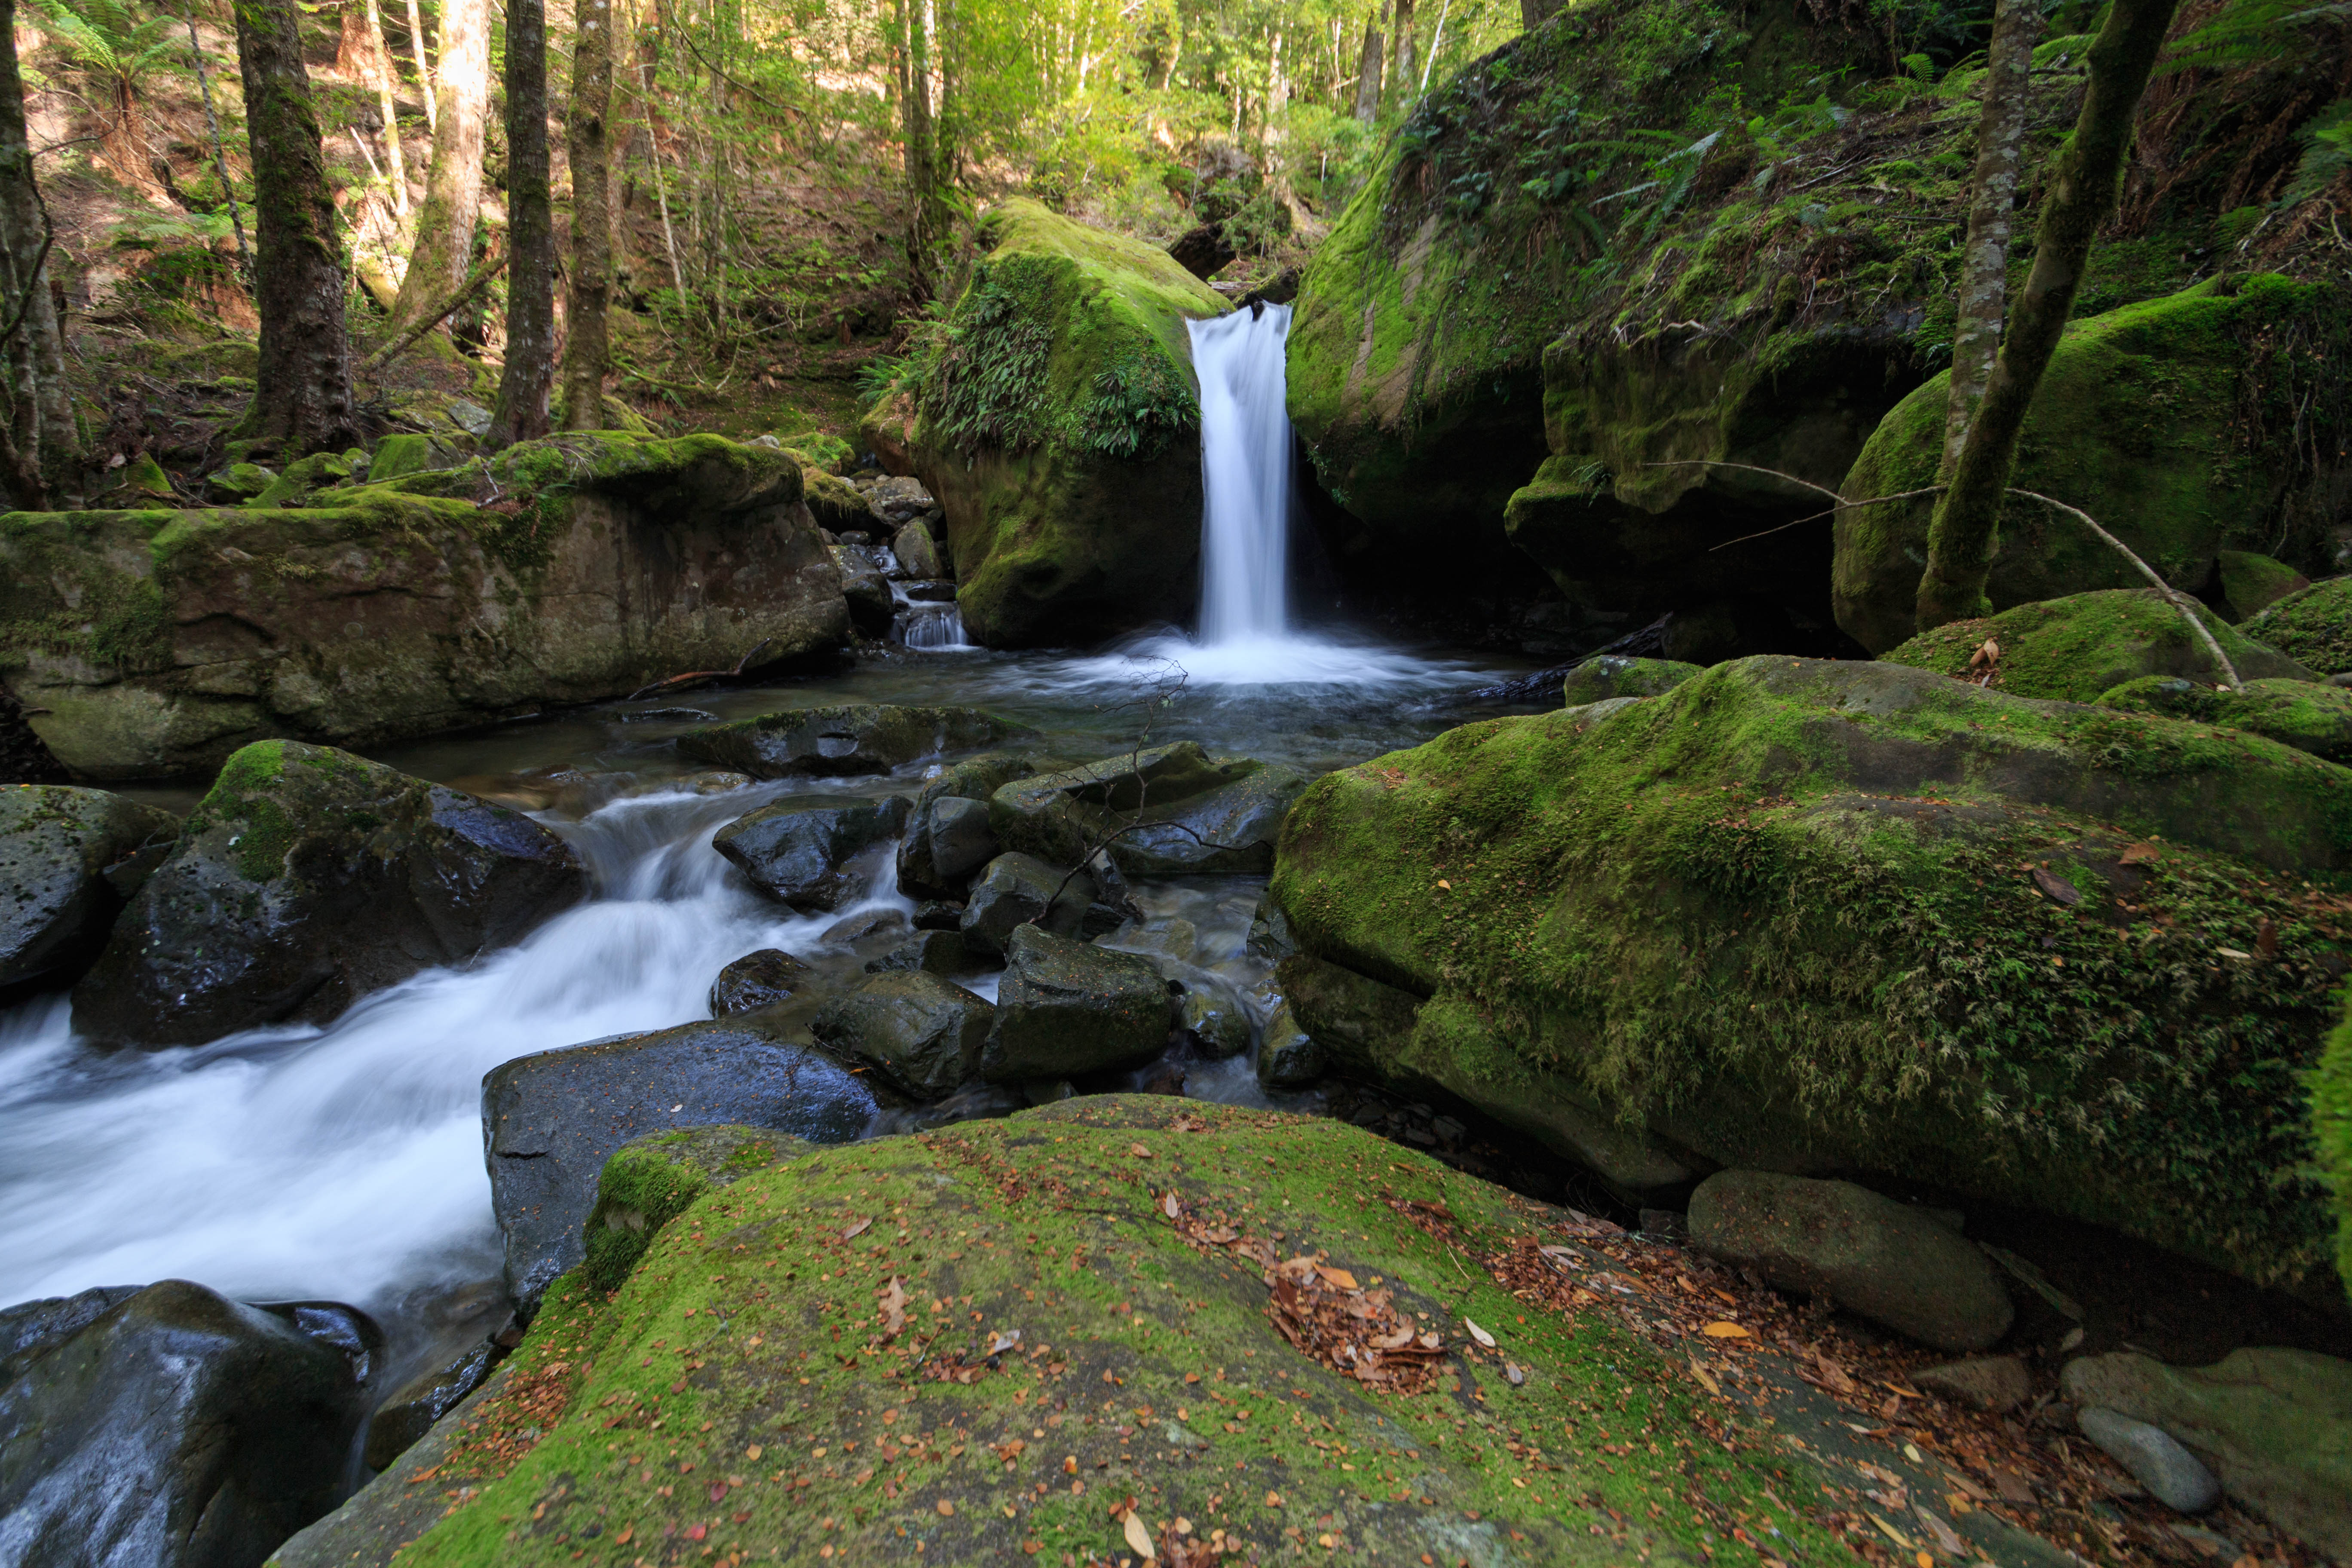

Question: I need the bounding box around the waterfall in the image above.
[1189,304,1295,643]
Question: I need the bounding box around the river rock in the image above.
[712,794,912,910]
[71,741,587,1049]
[980,925,1170,1082]
[708,947,814,1015]
[0,1279,377,1568]
[928,796,999,882]
[1560,656,1704,706]
[831,545,896,637]
[1172,970,1253,1058]
[0,1284,143,1383]
[957,851,1097,958]
[894,519,946,580]
[1256,998,1322,1090]
[990,742,1312,876]
[363,1337,501,1470]
[0,785,177,992]
[1878,589,2313,703]
[2062,1348,2352,1555]
[866,930,972,977]
[2096,675,2352,762]
[821,907,913,949]
[2076,1407,2222,1515]
[581,1124,815,1292]
[813,971,994,1099]
[482,1016,874,1310]
[1688,1172,2012,1350]
[677,704,1032,780]
[897,755,1046,896]
[1915,1354,2033,1412]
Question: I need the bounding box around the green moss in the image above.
[2098,676,2352,764]
[2216,550,2312,622]
[1270,656,2352,1292]
[582,1126,809,1293]
[2320,993,2352,1302]
[369,433,440,481]
[1879,589,2314,703]
[2245,577,2352,676]
[186,739,301,882]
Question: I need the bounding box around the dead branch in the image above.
[358,253,511,373]
[623,637,774,702]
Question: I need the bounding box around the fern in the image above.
[2162,0,2352,73]
[2284,98,2352,203]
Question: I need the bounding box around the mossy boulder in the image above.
[2215,550,2311,622]
[0,784,177,990]
[582,1124,817,1293]
[901,198,1227,647]
[988,742,1314,876]
[2321,995,2352,1300]
[2243,576,2352,676]
[0,433,850,781]
[267,1096,1880,1568]
[791,453,872,536]
[1269,655,2352,1295]
[2098,676,2352,763]
[1879,589,2313,703]
[1561,656,1705,706]
[70,741,587,1047]
[1832,277,2349,652]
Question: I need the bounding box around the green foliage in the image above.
[1078,345,1198,459]
[2285,99,2352,204]
[28,0,177,98]
[921,268,1057,455]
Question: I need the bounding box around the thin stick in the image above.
[358,252,509,371]
[180,4,252,283]
[1705,487,1943,552]
[2010,488,2240,689]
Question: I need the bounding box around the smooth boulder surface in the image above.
[362,1339,501,1470]
[989,741,1312,875]
[1254,998,1320,1090]
[864,929,971,978]
[1878,590,2312,703]
[0,785,177,990]
[957,851,1102,958]
[2243,576,2352,676]
[2097,676,2352,763]
[0,1279,376,1568]
[712,794,911,910]
[926,796,998,881]
[1914,1355,2032,1412]
[2074,1408,2221,1515]
[980,924,1170,1082]
[482,1017,874,1309]
[707,947,813,1015]
[1268,655,2352,1291]
[897,754,1044,896]
[1688,1171,2012,1351]
[1560,656,1704,706]
[812,971,994,1099]
[2062,1348,2352,1556]
[581,1124,815,1292]
[677,704,1030,780]
[72,742,586,1048]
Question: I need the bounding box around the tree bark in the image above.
[403,0,435,129]
[359,0,408,213]
[1520,0,1560,29]
[1913,0,2181,631]
[233,0,360,454]
[1387,0,1415,113]
[559,0,614,430]
[1352,5,1383,123]
[488,0,554,447]
[0,0,74,506]
[898,0,940,297]
[389,0,490,334]
[1937,0,2040,476]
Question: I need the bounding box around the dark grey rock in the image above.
[980,925,1170,1082]
[1244,894,1298,962]
[0,1279,377,1568]
[481,1016,875,1310]
[896,754,1047,897]
[677,704,1033,780]
[362,1337,501,1470]
[1173,972,1252,1058]
[893,520,946,580]
[72,742,587,1049]
[711,794,910,910]
[831,547,895,637]
[958,851,1094,959]
[0,786,178,992]
[267,1364,514,1568]
[0,1284,144,1385]
[865,929,971,977]
[821,907,913,949]
[989,741,1313,876]
[911,900,965,931]
[928,796,998,882]
[812,971,994,1098]
[1688,1170,2014,1351]
[2077,1407,2221,1514]
[1255,999,1322,1090]
[708,948,814,1015]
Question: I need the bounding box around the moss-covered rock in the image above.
[0,433,849,780]
[582,1125,817,1294]
[269,1096,1881,1568]
[2243,576,2352,676]
[1561,656,1704,706]
[900,199,1227,647]
[1269,655,2352,1295]
[0,784,178,990]
[1833,277,2349,652]
[2216,550,2311,622]
[1879,589,2313,703]
[791,452,872,536]
[2097,676,2352,763]
[2321,995,2352,1301]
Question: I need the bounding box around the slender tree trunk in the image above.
[1387,0,1415,113]
[1352,6,1383,123]
[182,3,254,281]
[0,0,75,506]
[389,0,489,334]
[488,0,553,447]
[232,0,360,453]
[559,0,613,430]
[1520,0,1559,29]
[899,0,937,296]
[404,0,435,129]
[361,0,409,212]
[1914,0,2180,630]
[1938,0,2040,475]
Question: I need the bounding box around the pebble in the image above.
[2076,1406,2220,1514]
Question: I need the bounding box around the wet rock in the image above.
[980,925,1170,1082]
[0,1278,377,1568]
[2075,1407,2221,1515]
[1255,998,1322,1090]
[865,930,972,978]
[678,704,1032,780]
[712,794,912,911]
[958,851,1096,959]
[832,545,896,637]
[1173,971,1253,1059]
[0,785,177,992]
[1688,1171,2012,1351]
[363,1337,501,1470]
[72,742,587,1049]
[989,741,1312,876]
[1561,655,1704,705]
[813,971,994,1099]
[897,754,1047,897]
[928,796,999,882]
[2062,1348,2352,1556]
[268,1363,515,1568]
[821,907,913,949]
[708,948,814,1016]
[582,1124,815,1292]
[0,1284,144,1383]
[1916,1354,2033,1412]
[483,1016,874,1310]
[894,519,946,580]
[1245,894,1297,962]
[911,899,965,931]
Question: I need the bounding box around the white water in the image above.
[0,785,906,1314]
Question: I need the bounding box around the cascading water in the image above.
[1191,304,1296,644]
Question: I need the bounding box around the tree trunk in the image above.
[899,0,939,297]
[389,0,490,334]
[0,0,74,506]
[1937,0,2040,475]
[1913,0,2180,631]
[488,0,553,447]
[1520,0,1560,30]
[233,0,360,454]
[1387,0,1415,113]
[1352,6,1382,123]
[558,0,613,430]
[360,0,408,213]
[403,0,435,129]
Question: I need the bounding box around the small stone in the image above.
[911,899,965,931]
[2077,1407,2221,1514]
[1916,1354,2033,1412]
[821,908,913,948]
[711,796,911,912]
[709,949,812,1016]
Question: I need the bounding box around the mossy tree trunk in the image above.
[488,0,554,447]
[1914,0,2183,631]
[1351,5,1383,123]
[897,0,949,298]
[233,0,361,454]
[559,0,614,431]
[1387,0,1415,111]
[1938,0,2040,476]
[389,0,490,335]
[0,0,77,507]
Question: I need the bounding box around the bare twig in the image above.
[179,3,252,285]
[1705,487,1943,552]
[2009,488,2240,689]
[623,637,774,701]
[1641,457,1843,504]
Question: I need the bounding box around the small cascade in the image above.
[899,598,972,650]
[1188,304,1295,643]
